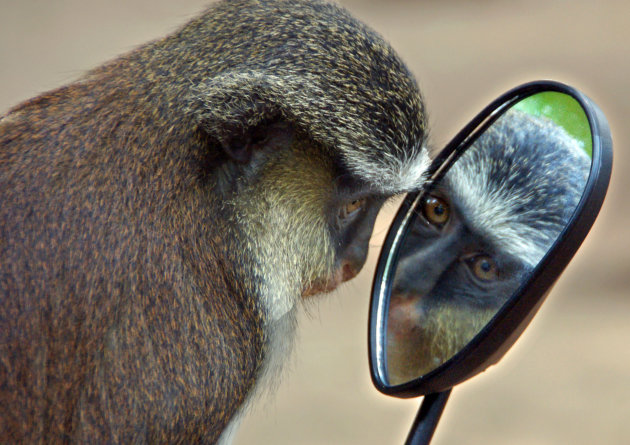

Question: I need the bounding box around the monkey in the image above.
[385,108,591,385]
[0,0,431,442]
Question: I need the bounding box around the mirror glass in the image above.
[384,92,593,385]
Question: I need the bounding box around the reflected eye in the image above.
[339,199,366,220]
[422,195,450,226]
[465,255,498,281]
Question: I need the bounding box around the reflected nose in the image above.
[393,230,461,296]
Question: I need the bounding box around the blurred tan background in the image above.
[1,0,628,443]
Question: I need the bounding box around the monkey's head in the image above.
[1,0,428,332]
[148,0,431,321]
[0,0,428,358]
[386,110,590,383]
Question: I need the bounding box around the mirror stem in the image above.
[404,389,452,445]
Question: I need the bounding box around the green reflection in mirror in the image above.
[384,97,593,386]
[513,91,592,157]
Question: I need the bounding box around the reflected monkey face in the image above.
[385,108,591,385]
[387,189,526,383]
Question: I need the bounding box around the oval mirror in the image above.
[387,95,592,384]
[369,81,612,444]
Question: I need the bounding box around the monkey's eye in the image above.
[422,195,450,226]
[464,255,498,282]
[339,199,367,220]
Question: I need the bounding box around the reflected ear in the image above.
[190,72,282,164]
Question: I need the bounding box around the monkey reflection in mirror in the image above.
[0,0,431,443]
[386,108,591,385]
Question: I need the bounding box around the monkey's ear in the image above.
[216,119,274,164]
[190,72,284,164]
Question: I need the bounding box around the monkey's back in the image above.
[0,57,267,443]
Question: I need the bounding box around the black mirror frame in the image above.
[369,80,613,398]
